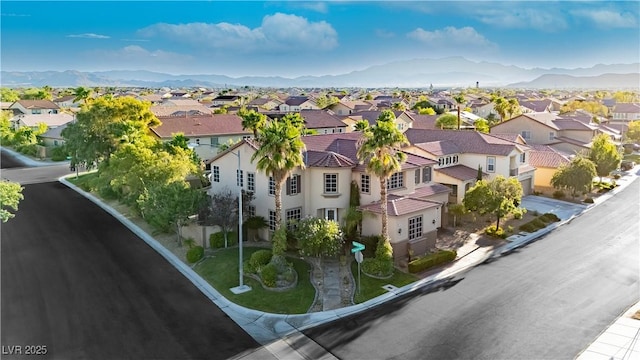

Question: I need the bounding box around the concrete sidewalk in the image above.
[576,302,640,360]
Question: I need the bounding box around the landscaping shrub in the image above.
[186,246,204,263]
[485,225,506,238]
[16,144,37,157]
[209,231,237,248]
[552,190,565,199]
[539,213,560,223]
[361,258,394,277]
[249,249,272,272]
[512,207,527,220]
[51,146,68,161]
[359,235,381,258]
[408,250,457,274]
[583,197,594,204]
[260,263,278,287]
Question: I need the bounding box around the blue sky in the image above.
[1,1,639,77]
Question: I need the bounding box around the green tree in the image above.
[0,180,24,222]
[137,181,205,245]
[612,91,639,103]
[474,118,490,133]
[72,86,94,104]
[625,121,640,143]
[588,134,622,181]
[453,93,466,130]
[356,109,409,251]
[0,111,13,144]
[435,113,458,129]
[315,94,339,109]
[239,109,267,138]
[463,175,523,229]
[251,115,306,243]
[551,156,596,198]
[560,100,608,117]
[391,102,406,111]
[418,107,436,115]
[62,96,160,170]
[448,203,467,228]
[294,217,344,258]
[0,88,20,102]
[21,87,52,100]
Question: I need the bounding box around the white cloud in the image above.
[407,26,497,48]
[475,8,567,31]
[88,45,192,63]
[66,33,110,39]
[571,9,638,28]
[138,13,338,53]
[297,2,328,13]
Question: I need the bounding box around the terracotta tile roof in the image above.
[349,110,407,125]
[519,99,552,112]
[16,113,74,127]
[405,129,527,156]
[151,114,249,139]
[414,140,460,156]
[613,103,640,113]
[53,95,76,103]
[412,183,452,197]
[436,164,483,181]
[285,96,311,106]
[41,123,69,139]
[300,109,347,129]
[529,146,570,168]
[553,119,598,131]
[359,194,442,216]
[12,100,60,110]
[410,114,439,129]
[305,150,356,168]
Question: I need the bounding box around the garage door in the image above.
[520,178,532,195]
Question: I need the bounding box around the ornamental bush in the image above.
[260,263,278,287]
[186,246,204,263]
[539,213,560,223]
[209,231,237,248]
[408,250,457,273]
[552,190,565,199]
[249,249,272,272]
[485,225,506,238]
[361,258,394,277]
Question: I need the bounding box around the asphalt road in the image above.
[1,151,260,359]
[305,179,640,360]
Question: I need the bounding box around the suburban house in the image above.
[9,100,59,116]
[403,129,535,202]
[491,112,606,155]
[53,95,79,108]
[519,99,554,113]
[527,144,571,194]
[611,103,640,123]
[278,96,320,112]
[344,110,415,132]
[10,113,75,130]
[327,100,375,115]
[248,97,281,111]
[159,98,202,107]
[299,109,349,134]
[150,114,251,160]
[150,104,212,117]
[40,123,68,149]
[205,132,450,261]
[410,114,439,130]
[470,101,497,119]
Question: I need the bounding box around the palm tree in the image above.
[356,110,409,249]
[453,93,466,130]
[240,109,267,138]
[73,86,93,104]
[251,116,306,230]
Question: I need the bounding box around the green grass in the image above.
[351,262,418,304]
[194,247,315,314]
[66,172,99,191]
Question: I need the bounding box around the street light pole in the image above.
[230,149,251,295]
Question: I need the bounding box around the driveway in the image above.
[521,195,587,221]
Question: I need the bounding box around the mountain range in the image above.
[1,57,638,89]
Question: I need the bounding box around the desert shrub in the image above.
[583,197,594,204]
[552,190,565,199]
[260,263,278,287]
[519,223,536,233]
[186,246,204,263]
[613,174,621,179]
[507,225,514,234]
[16,143,37,157]
[539,213,560,223]
[485,225,507,238]
[512,207,527,220]
[209,231,237,248]
[375,237,393,261]
[249,249,272,271]
[51,146,68,161]
[408,250,457,273]
[361,258,394,277]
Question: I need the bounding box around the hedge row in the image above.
[209,231,237,248]
[408,250,457,274]
[519,213,560,233]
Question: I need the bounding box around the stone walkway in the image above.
[307,257,355,312]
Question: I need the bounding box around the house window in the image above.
[408,216,423,240]
[487,157,496,173]
[423,166,432,182]
[236,170,243,187]
[242,135,251,140]
[268,210,276,231]
[196,138,201,145]
[286,208,302,230]
[247,172,255,191]
[268,176,275,196]
[438,158,443,166]
[324,173,338,194]
[549,132,555,140]
[286,174,301,195]
[415,169,421,185]
[247,205,256,218]
[521,131,531,140]
[210,137,219,146]
[520,153,526,163]
[213,166,220,182]
[325,208,337,222]
[32,109,42,114]
[361,174,370,194]
[53,140,59,146]
[387,172,404,190]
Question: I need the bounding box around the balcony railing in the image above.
[510,168,519,177]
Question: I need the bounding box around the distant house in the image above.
[278,96,319,112]
[527,144,571,194]
[150,104,212,117]
[11,113,74,131]
[40,123,68,148]
[519,99,553,113]
[248,97,280,111]
[469,102,497,119]
[611,103,640,123]
[299,109,348,134]
[410,114,439,130]
[160,98,202,107]
[9,100,59,116]
[150,114,251,160]
[344,110,415,132]
[137,94,165,104]
[211,95,240,106]
[328,100,375,116]
[53,95,79,108]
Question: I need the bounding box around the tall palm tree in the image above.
[453,93,466,130]
[72,86,93,104]
[251,116,306,230]
[356,110,409,248]
[240,109,267,138]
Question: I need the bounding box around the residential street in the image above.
[304,178,640,359]
[1,151,260,359]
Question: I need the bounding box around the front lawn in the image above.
[194,247,315,314]
[351,262,418,304]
